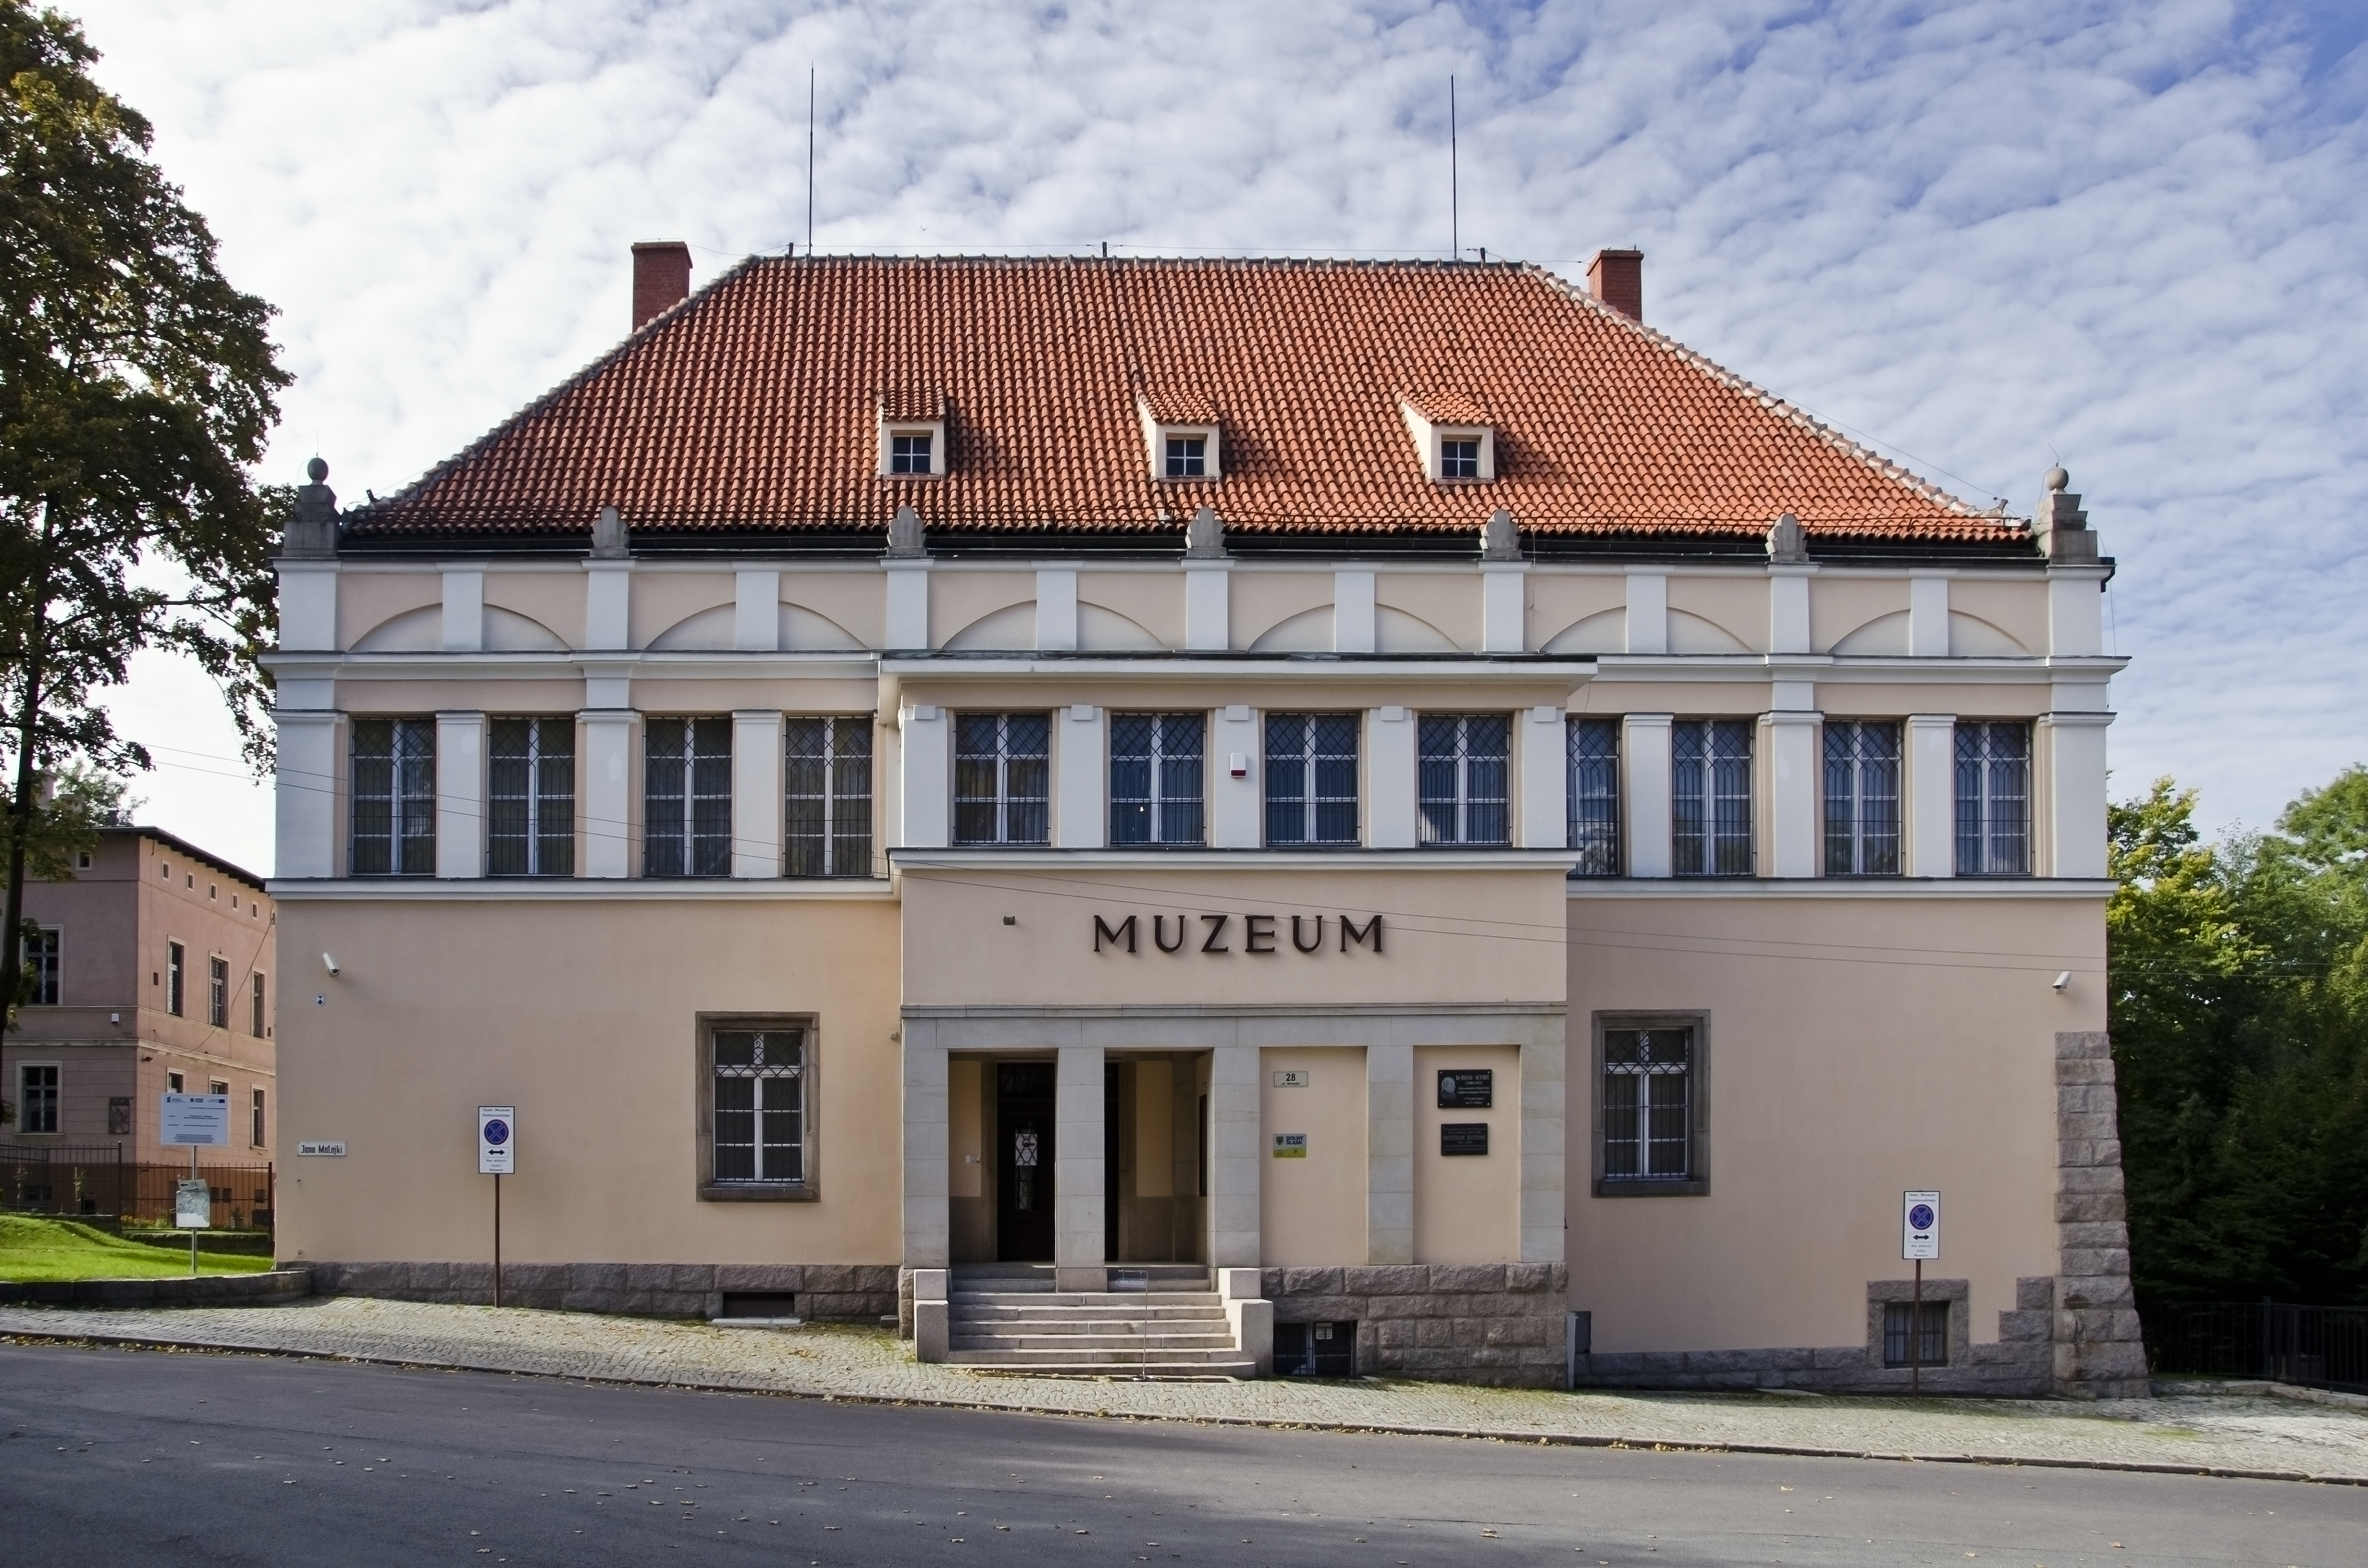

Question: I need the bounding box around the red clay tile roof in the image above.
[1402,389,1491,425]
[1137,387,1222,425]
[347,257,2023,547]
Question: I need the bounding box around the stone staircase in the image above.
[935,1265,1258,1380]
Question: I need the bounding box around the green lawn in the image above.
[0,1214,274,1282]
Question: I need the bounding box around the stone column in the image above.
[278,563,337,651]
[1518,1025,1567,1264]
[885,558,930,650]
[730,709,784,877]
[2041,710,2113,879]
[583,560,631,650]
[1211,706,1261,848]
[579,708,636,878]
[1207,1040,1261,1268]
[1036,567,1079,651]
[1333,570,1376,653]
[1518,706,1566,849]
[1621,713,1674,877]
[899,705,949,848]
[734,570,780,651]
[274,709,342,879]
[1480,563,1527,653]
[1366,1043,1413,1264]
[1762,701,1820,879]
[1053,1043,1107,1291]
[1768,567,1811,655]
[1624,571,1667,655]
[1056,704,1106,848]
[2052,1031,2149,1397]
[1366,707,1417,848]
[902,1023,950,1272]
[1908,574,1949,658]
[1184,560,1230,651]
[1905,714,1956,877]
[434,711,486,879]
[441,567,484,652]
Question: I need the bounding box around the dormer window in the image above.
[1138,391,1222,483]
[1400,394,1496,483]
[877,391,947,478]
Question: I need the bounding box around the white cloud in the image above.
[69,0,2368,866]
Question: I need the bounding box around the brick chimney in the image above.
[1587,248,1643,321]
[631,241,692,331]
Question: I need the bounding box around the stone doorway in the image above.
[994,1062,1056,1262]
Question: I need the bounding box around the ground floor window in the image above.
[18,1064,59,1134]
[1883,1300,1949,1366]
[1595,1016,1704,1195]
[703,1020,811,1195]
[108,1096,132,1136]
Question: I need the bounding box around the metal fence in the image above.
[1,1144,274,1231]
[2147,1301,2368,1395]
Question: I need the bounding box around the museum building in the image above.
[266,247,2148,1394]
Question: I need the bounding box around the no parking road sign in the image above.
[478,1107,516,1175]
[1902,1190,1941,1260]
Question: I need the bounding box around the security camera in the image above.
[2051,971,2072,993]
[322,952,341,977]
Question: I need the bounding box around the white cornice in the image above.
[269,878,894,901]
[893,848,1580,871]
[1566,877,2113,900]
[881,656,1594,681]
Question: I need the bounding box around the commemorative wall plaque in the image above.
[1440,1123,1490,1156]
[1436,1070,1493,1109]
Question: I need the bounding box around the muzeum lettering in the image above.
[1091,913,1383,955]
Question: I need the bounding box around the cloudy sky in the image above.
[74,0,2368,874]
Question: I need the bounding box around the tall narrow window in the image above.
[19,927,59,1006]
[1418,714,1510,845]
[350,718,436,875]
[1265,713,1360,846]
[708,1025,807,1187]
[1672,720,1754,876]
[644,717,732,877]
[488,717,575,876]
[18,1065,59,1134]
[207,956,229,1028]
[250,971,267,1037]
[785,716,874,876]
[1600,1023,1697,1188]
[166,942,185,1016]
[1825,720,1902,876]
[953,713,1051,845]
[1110,712,1206,846]
[250,1088,267,1148]
[1956,722,2031,875]
[1568,719,1621,876]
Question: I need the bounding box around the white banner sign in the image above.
[1902,1190,1941,1261]
[161,1093,231,1147]
[478,1107,515,1175]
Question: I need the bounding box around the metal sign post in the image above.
[1901,1190,1941,1395]
[162,1093,231,1276]
[478,1108,515,1307]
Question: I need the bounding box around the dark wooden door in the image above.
[996,1063,1057,1262]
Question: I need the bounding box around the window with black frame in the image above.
[786,716,874,876]
[1956,722,2031,875]
[350,718,436,875]
[644,717,732,876]
[1110,712,1206,846]
[707,1025,807,1189]
[953,713,1050,845]
[1265,713,1360,846]
[1567,718,1621,875]
[1601,1023,1696,1188]
[19,927,58,1006]
[1418,714,1509,845]
[1824,720,1902,876]
[488,717,575,876]
[207,956,229,1028]
[1672,719,1753,876]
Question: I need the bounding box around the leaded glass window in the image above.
[1418,713,1510,845]
[953,712,1050,845]
[1672,719,1753,876]
[350,718,435,876]
[1265,713,1360,846]
[711,1027,805,1184]
[786,716,874,876]
[1824,720,1902,876]
[1956,722,2031,875]
[1602,1025,1694,1182]
[1568,718,1621,875]
[644,716,732,877]
[489,717,575,876]
[1110,712,1205,846]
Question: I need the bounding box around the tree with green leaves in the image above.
[0,1,287,1024]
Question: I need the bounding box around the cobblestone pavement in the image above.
[3,1296,2364,1483]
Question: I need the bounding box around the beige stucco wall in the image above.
[1259,1046,1366,1265]
[1414,1043,1519,1264]
[274,894,902,1266]
[1566,890,2103,1357]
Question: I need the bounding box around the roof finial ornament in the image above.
[1480,508,1520,562]
[885,503,927,559]
[2035,468,2095,563]
[2045,466,2070,493]
[306,455,329,484]
[1766,512,1808,565]
[1184,504,1226,560]
[283,456,339,559]
[591,504,629,560]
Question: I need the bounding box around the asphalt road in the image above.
[0,1343,2359,1567]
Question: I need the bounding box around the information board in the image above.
[173,1179,212,1230]
[1271,1132,1307,1158]
[1440,1123,1491,1156]
[1436,1070,1493,1109]
[161,1093,231,1147]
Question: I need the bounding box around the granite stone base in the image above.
[0,1268,312,1309]
[304,1262,898,1322]
[1265,1263,1569,1388]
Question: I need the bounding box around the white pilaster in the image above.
[1366,706,1416,848]
[1480,564,1527,653]
[433,711,486,879]
[584,563,632,650]
[1053,1043,1107,1290]
[2042,711,2113,878]
[1184,561,1231,651]
[2048,571,2105,656]
[898,705,950,849]
[1769,568,1811,655]
[277,564,337,651]
[274,710,341,879]
[886,560,930,650]
[1518,1032,1566,1265]
[1333,570,1376,654]
[580,709,636,878]
[901,1028,950,1270]
[1622,713,1674,878]
[1207,1041,1261,1268]
[1519,706,1567,849]
[734,570,780,652]
[1909,574,1949,658]
[1057,704,1106,848]
[1212,705,1261,848]
[1625,571,1667,655]
[731,710,784,877]
[1763,708,1821,878]
[440,568,484,653]
[1036,567,1079,651]
[1366,1042,1413,1264]
[1905,714,1956,877]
